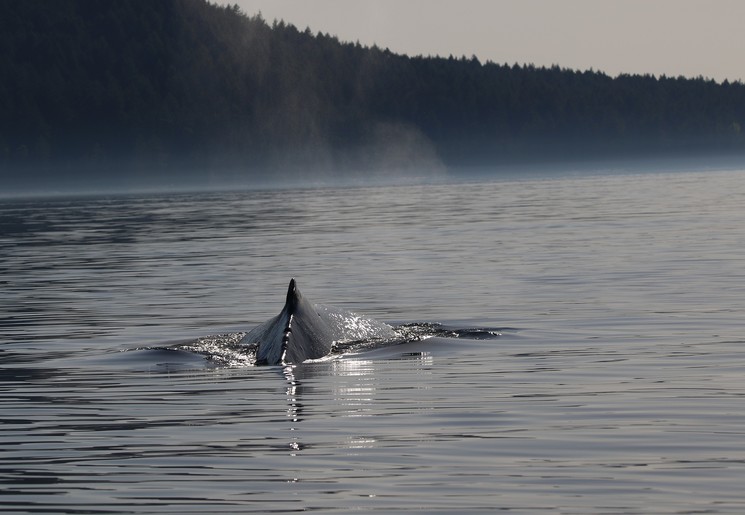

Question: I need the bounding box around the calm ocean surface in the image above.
[2,169,745,513]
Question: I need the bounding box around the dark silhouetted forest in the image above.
[3,0,745,189]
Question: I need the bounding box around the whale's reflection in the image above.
[280,352,434,454]
[282,365,302,420]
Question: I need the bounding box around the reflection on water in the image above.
[331,352,435,419]
[283,366,303,454]
[333,359,378,416]
[2,170,745,513]
[276,352,437,459]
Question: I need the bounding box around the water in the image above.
[2,169,745,513]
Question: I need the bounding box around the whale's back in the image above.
[242,279,396,365]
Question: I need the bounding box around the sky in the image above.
[217,0,745,83]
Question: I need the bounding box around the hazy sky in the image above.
[217,0,744,83]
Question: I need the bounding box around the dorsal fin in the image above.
[285,278,299,310]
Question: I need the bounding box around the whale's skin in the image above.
[241,279,397,365]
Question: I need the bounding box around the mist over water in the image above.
[0,136,447,198]
[4,151,745,200]
[2,168,745,513]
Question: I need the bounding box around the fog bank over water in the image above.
[1,119,449,197]
[4,152,745,199]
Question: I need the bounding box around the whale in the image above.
[241,279,398,365]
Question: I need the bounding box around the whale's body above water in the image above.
[241,279,397,365]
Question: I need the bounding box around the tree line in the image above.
[2,0,745,185]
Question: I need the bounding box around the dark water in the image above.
[2,170,745,513]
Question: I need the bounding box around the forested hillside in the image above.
[3,0,745,188]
